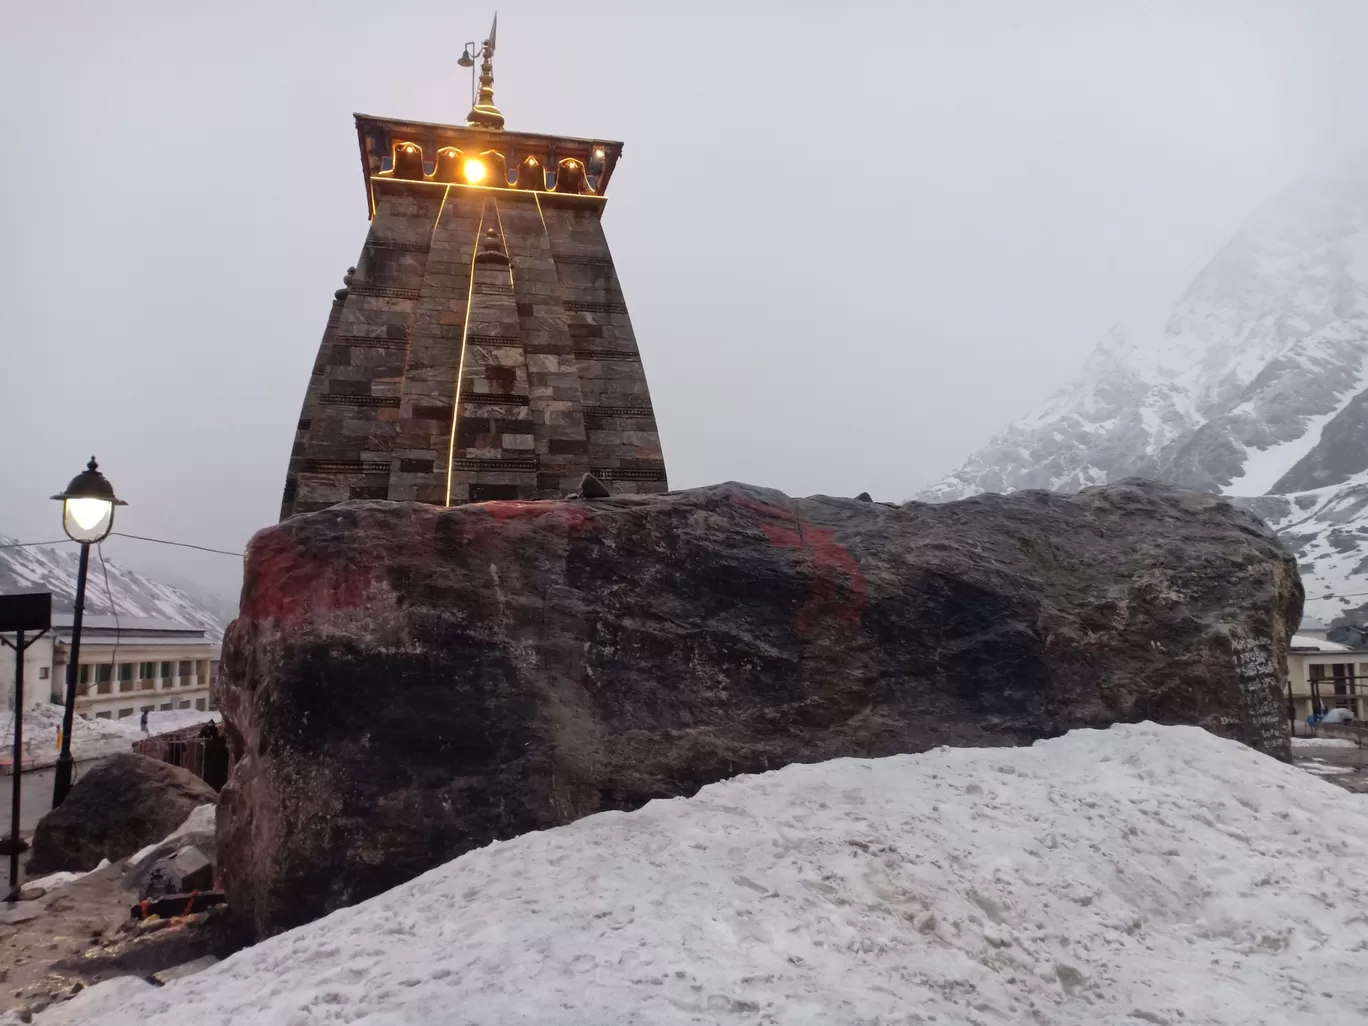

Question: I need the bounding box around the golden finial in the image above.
[465,14,505,130]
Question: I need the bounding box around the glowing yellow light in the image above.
[527,157,538,165]
[66,498,111,532]
[594,148,605,158]
[464,159,487,183]
[404,145,415,153]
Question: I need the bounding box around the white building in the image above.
[1287,616,1368,721]
[0,615,220,721]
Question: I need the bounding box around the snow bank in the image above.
[1292,736,1359,748]
[6,706,136,769]
[43,723,1368,1026]
[128,803,216,868]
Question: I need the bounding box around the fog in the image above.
[3,0,1367,605]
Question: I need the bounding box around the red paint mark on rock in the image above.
[734,494,868,632]
[240,528,386,628]
[480,500,593,532]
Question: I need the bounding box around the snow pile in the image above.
[143,709,220,736]
[5,705,136,768]
[129,804,216,868]
[1293,736,1360,748]
[43,723,1368,1026]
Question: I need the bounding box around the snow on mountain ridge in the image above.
[0,536,226,639]
[919,163,1368,622]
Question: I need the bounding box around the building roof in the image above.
[53,614,204,634]
[1299,616,1329,633]
[1290,634,1353,653]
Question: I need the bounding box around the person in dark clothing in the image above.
[199,721,230,792]
[140,709,149,734]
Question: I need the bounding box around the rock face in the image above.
[28,754,218,875]
[219,480,1301,940]
[917,161,1368,624]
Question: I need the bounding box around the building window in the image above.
[139,661,157,680]
[197,659,209,680]
[79,664,91,685]
[95,711,112,720]
[160,661,173,679]
[208,691,218,711]
[39,667,48,680]
[209,660,220,680]
[94,664,112,684]
[118,708,134,718]
[195,698,207,711]
[159,702,172,711]
[179,660,192,677]
[178,700,190,710]
[118,663,133,682]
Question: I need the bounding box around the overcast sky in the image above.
[3,0,1368,604]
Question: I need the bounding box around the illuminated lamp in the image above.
[391,142,425,180]
[463,158,487,184]
[480,150,509,187]
[552,157,593,195]
[515,154,546,190]
[53,457,123,544]
[433,147,463,182]
[50,457,126,807]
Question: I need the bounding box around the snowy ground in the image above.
[1291,736,1360,749]
[2,705,135,769]
[0,707,220,774]
[40,723,1368,1026]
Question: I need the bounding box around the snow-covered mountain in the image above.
[920,161,1368,624]
[0,535,227,638]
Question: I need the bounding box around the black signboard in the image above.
[0,593,52,633]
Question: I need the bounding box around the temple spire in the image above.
[466,14,505,130]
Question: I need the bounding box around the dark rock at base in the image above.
[140,845,214,901]
[27,754,217,876]
[577,473,611,499]
[219,478,1301,940]
[0,836,29,856]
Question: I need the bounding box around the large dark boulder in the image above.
[219,479,1301,939]
[28,753,218,875]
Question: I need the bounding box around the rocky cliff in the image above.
[217,482,1299,939]
[920,162,1368,623]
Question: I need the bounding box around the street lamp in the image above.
[50,457,125,806]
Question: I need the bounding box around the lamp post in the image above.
[50,457,125,807]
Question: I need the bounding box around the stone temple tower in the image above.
[280,20,667,519]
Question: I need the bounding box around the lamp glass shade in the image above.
[63,497,115,542]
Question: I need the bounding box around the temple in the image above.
[280,18,667,519]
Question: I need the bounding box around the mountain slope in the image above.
[920,162,1368,624]
[0,536,226,638]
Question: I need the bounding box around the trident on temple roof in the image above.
[459,14,505,130]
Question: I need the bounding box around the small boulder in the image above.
[27,754,217,876]
[576,472,611,498]
[141,845,214,900]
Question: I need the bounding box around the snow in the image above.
[129,803,215,868]
[1290,634,1352,652]
[1292,736,1360,748]
[1224,346,1368,496]
[43,723,1368,1026]
[1,705,136,769]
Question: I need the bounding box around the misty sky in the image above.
[4,0,1368,604]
